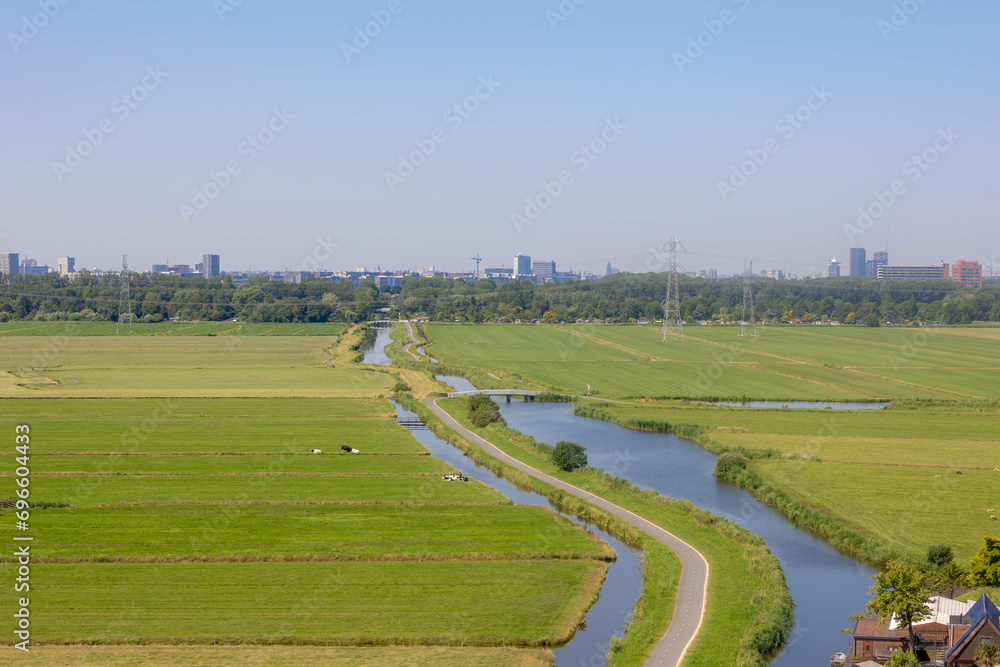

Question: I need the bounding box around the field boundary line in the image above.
[425,398,709,667]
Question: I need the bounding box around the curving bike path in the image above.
[401,321,422,361]
[424,398,709,667]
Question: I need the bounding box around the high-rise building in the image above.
[873,250,888,265]
[606,262,612,276]
[827,256,841,278]
[849,248,867,277]
[952,260,983,289]
[877,264,949,281]
[58,257,75,277]
[514,254,532,279]
[532,260,556,282]
[202,254,221,279]
[0,253,19,278]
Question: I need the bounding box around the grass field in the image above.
[582,400,1000,563]
[425,324,1000,400]
[5,645,554,667]
[9,561,601,644]
[13,505,612,561]
[0,336,388,397]
[0,331,612,658]
[0,321,347,336]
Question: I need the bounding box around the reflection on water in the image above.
[361,328,393,365]
[395,398,641,665]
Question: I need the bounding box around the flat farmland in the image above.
[0,332,612,658]
[7,645,555,667]
[0,321,347,336]
[426,324,1000,400]
[17,505,610,561]
[8,560,604,644]
[0,336,388,398]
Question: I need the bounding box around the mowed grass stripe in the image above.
[7,505,612,562]
[30,474,509,506]
[9,561,605,645]
[8,454,446,474]
[5,645,555,666]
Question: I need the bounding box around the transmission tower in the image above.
[661,237,684,341]
[739,260,757,337]
[117,254,133,334]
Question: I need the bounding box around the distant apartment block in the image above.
[0,252,19,278]
[58,257,75,276]
[877,263,949,281]
[202,254,220,279]
[849,247,867,277]
[760,269,784,280]
[952,260,983,289]
[827,256,841,278]
[532,260,556,282]
[514,254,532,279]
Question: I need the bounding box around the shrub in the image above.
[927,544,953,568]
[552,441,588,472]
[714,452,748,476]
[470,404,502,428]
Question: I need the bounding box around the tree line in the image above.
[1,271,998,325]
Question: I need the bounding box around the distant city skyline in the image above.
[3,2,997,276]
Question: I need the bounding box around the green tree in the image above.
[552,441,587,472]
[864,312,881,327]
[885,651,920,667]
[975,642,1000,667]
[927,561,969,599]
[970,537,1000,586]
[867,560,931,655]
[928,544,954,568]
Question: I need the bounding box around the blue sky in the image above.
[2,0,997,275]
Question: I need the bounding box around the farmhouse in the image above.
[847,595,992,665]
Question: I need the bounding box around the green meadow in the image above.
[582,400,1000,563]
[0,331,610,661]
[425,323,1000,400]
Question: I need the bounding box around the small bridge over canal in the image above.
[446,389,544,401]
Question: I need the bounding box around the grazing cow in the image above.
[957,471,964,475]
[310,448,323,454]
[341,445,352,452]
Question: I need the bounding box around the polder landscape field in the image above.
[0,323,612,666]
[423,322,1000,568]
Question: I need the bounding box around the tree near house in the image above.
[928,544,954,569]
[927,561,970,599]
[971,537,1000,586]
[975,642,1000,667]
[867,560,932,655]
[885,651,920,667]
[552,441,587,472]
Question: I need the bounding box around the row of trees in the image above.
[2,271,998,325]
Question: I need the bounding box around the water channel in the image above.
[379,329,874,665]
[394,398,642,666]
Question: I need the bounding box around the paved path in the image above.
[424,399,709,667]
[402,322,422,361]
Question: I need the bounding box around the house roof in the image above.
[853,617,908,640]
[890,595,976,629]
[945,594,1000,660]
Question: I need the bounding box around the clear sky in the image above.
[2,0,997,276]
